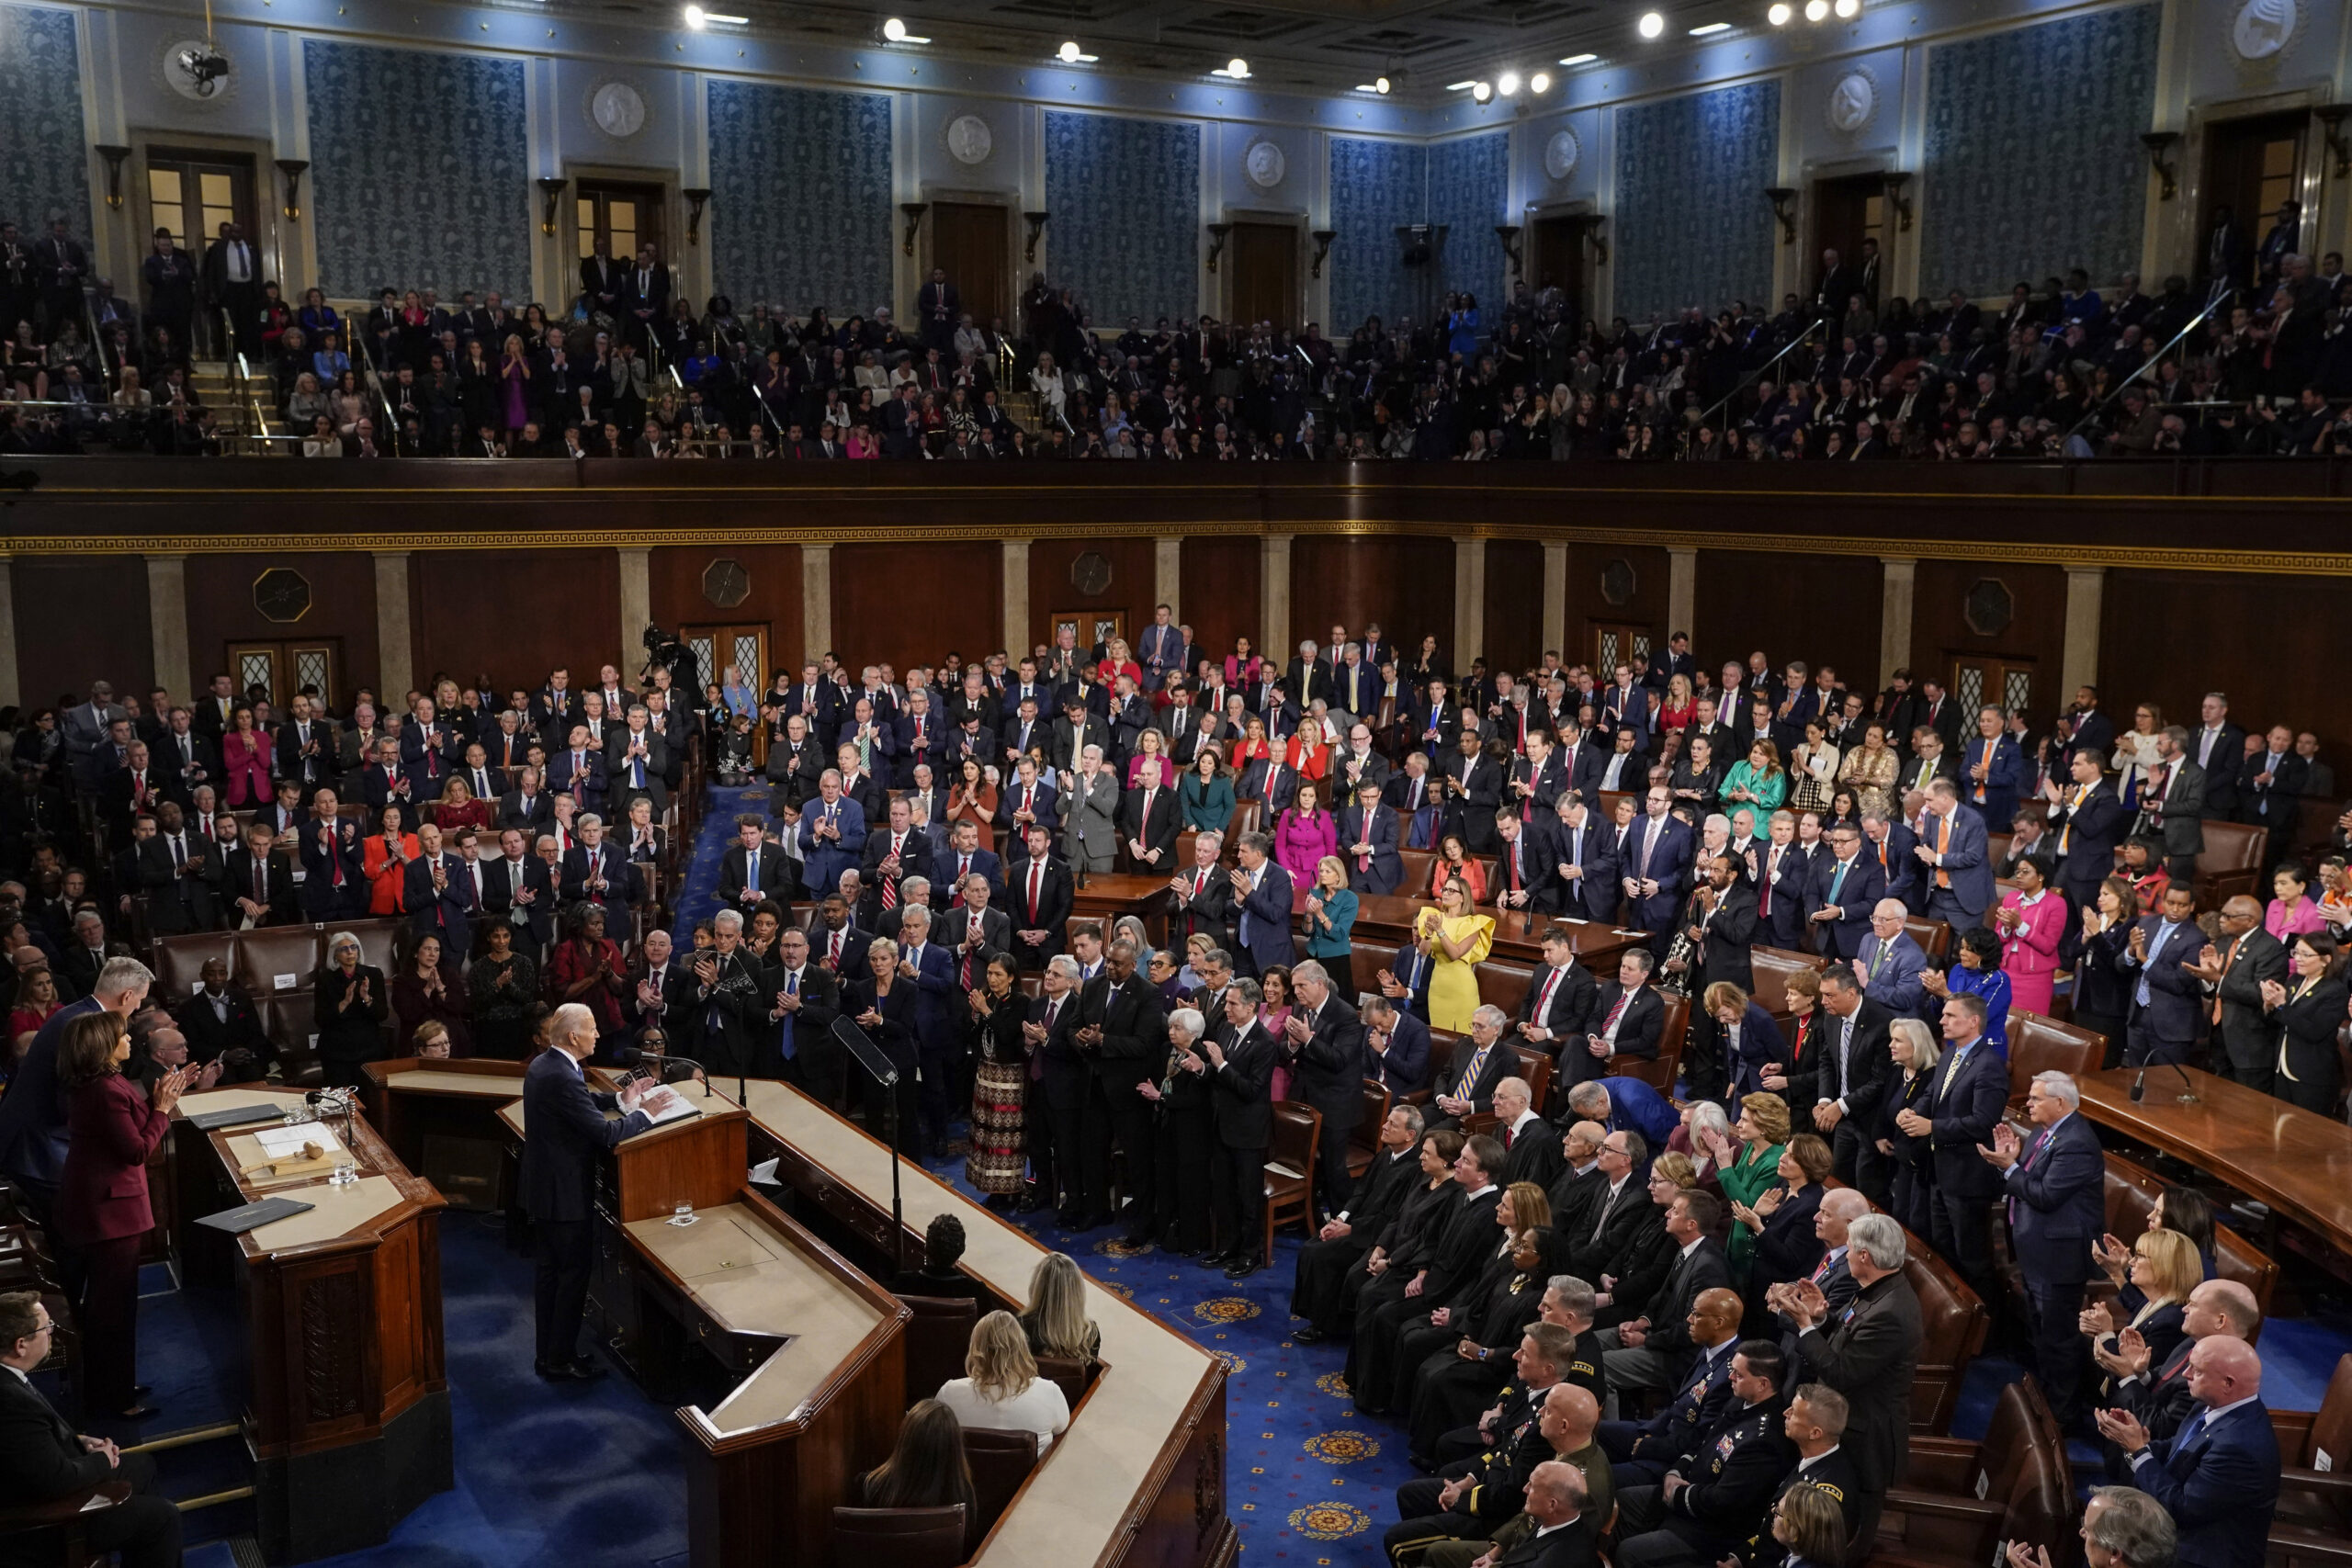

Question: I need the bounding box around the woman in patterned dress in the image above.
[965,952,1031,1206]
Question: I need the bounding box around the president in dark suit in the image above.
[1988,1071,2106,1425]
[0,1292,182,1568]
[520,1003,654,1378]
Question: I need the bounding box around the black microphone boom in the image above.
[831,1014,909,1274]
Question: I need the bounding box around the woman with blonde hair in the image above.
[934,1309,1072,1450]
[1875,1018,1939,1236]
[1719,1091,1792,1282]
[2083,1226,2200,1393]
[1019,1251,1102,1362]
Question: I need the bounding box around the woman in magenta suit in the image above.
[58,1008,187,1418]
[1273,780,1337,884]
[1993,852,2065,1018]
[220,705,273,807]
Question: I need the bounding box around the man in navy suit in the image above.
[777,664,842,752]
[1914,780,1995,933]
[483,826,556,953]
[1230,831,1295,977]
[299,791,367,921]
[933,818,1004,909]
[1535,795,1617,922]
[2043,749,2126,914]
[1377,936,1435,1023]
[1563,1072,1679,1152]
[896,905,961,1157]
[1811,969,1894,1204]
[548,725,607,815]
[2101,1337,2278,1568]
[1895,993,2007,1308]
[1851,900,1928,1017]
[1363,995,1430,1096]
[1985,1070,2106,1426]
[520,1001,653,1378]
[1339,780,1404,896]
[1860,809,1920,913]
[1804,822,1884,962]
[400,697,461,784]
[559,815,636,933]
[402,821,474,954]
[1136,604,1184,691]
[717,814,791,912]
[1621,786,1693,956]
[2122,883,2203,1067]
[1956,706,2025,829]
[797,770,869,901]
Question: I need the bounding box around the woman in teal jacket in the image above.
[1178,745,1236,834]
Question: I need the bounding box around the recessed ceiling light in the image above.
[1834,0,1860,14]
[1768,2,1792,20]
[1218,56,1250,78]
[683,5,704,27]
[1497,69,1521,96]
[1058,38,1081,61]
[882,17,928,42]
[1688,20,1729,34]
[1804,0,1829,17]
[1471,80,1492,102]
[1558,52,1598,65]
[1637,11,1667,38]
[1374,74,1391,93]
[1528,71,1551,93]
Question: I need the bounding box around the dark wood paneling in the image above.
[829,542,1001,674]
[650,545,803,682]
[1909,559,2067,719]
[2103,569,2352,759]
[1481,541,1546,674]
[1563,543,1669,668]
[1694,550,1884,691]
[1026,537,1158,657]
[16,558,153,707]
[184,552,379,701]
[409,549,620,697]
[1180,536,1261,674]
[1290,536,1455,661]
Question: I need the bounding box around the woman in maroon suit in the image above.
[58,1010,187,1418]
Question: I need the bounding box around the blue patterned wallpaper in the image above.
[1428,131,1510,308]
[1044,110,1199,327]
[1329,137,1427,332]
[303,40,529,299]
[1615,80,1781,325]
[0,5,91,244]
[707,80,892,316]
[1920,4,2160,297]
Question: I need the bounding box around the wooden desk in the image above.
[2075,1066,2352,1257]
[1343,891,1654,968]
[1070,872,1178,942]
[730,1078,1234,1568]
[170,1091,452,1562]
[628,1193,908,1563]
[363,1058,532,1207]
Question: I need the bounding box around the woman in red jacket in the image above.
[58,1009,187,1418]
[219,705,274,807]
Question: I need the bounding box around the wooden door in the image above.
[931,202,1010,334]
[685,624,770,761]
[1590,623,1652,676]
[2200,112,2306,292]
[1809,174,1883,299]
[1530,216,1588,322]
[577,181,667,269]
[1948,656,2034,725]
[146,150,257,357]
[227,640,341,709]
[1051,611,1124,659]
[1229,223,1298,331]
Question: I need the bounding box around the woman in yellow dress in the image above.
[1414,876,1495,1032]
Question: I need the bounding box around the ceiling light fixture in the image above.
[1497,69,1521,96]
[1833,0,1860,15]
[1374,74,1391,93]
[1529,71,1551,93]
[1768,2,1792,20]
[1058,38,1081,61]
[1472,80,1493,102]
[1688,20,1729,33]
[1559,52,1598,65]
[1637,10,1667,37]
[684,5,705,27]
[881,17,928,42]
[1804,0,1829,17]
[1446,79,1478,91]
[1213,56,1250,78]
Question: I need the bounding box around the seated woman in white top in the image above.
[933,1309,1071,1452]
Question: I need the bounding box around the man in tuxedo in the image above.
[2122,883,2203,1068]
[2101,1337,2278,1568]
[718,815,789,913]
[1230,831,1296,978]
[2044,749,2125,912]
[522,1004,655,1378]
[1284,961,1368,1213]
[1808,967,1893,1203]
[1168,829,1236,949]
[1913,780,1995,934]
[1621,786,1693,956]
[1894,994,2007,1307]
[1570,951,1665,1088]
[1007,823,1074,968]
[1984,1070,2105,1427]
[1340,779,1404,896]
[0,1292,185,1567]
[2188,896,2289,1093]
[483,826,557,954]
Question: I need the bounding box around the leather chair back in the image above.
[1505,1043,1553,1116]
[830,1504,967,1568]
[1904,916,1951,964]
[2098,1150,2278,1330]
[2297,1353,2352,1468]
[1348,1081,1394,1177]
[1264,1100,1324,1254]
[1396,850,1437,898]
[1475,959,1534,1017]
[1903,1241,1991,1434]
[960,1427,1038,1546]
[2194,821,2268,908]
[895,1294,978,1406]
[1033,1353,1094,1409]
[345,917,405,977]
[150,930,238,1001]
[1610,992,1686,1093]
[1748,946,1826,1015]
[2004,1013,2103,1107]
[237,925,324,998]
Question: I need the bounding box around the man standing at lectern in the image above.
[523,1002,653,1381]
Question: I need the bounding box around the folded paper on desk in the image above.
[254,1124,342,1158]
[635,1085,701,1130]
[197,1196,317,1235]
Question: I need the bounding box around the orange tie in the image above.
[1935,815,1951,890]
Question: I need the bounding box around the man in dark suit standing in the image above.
[717,815,790,913]
[1006,822,1074,969]
[2100,1337,2278,1568]
[2189,693,2246,822]
[1201,983,1278,1278]
[1445,728,1504,853]
[298,793,368,922]
[2236,724,2307,865]
[1914,780,1995,935]
[225,821,300,928]
[1621,787,1694,958]
[2188,896,2289,1093]
[1119,758,1181,874]
[2043,749,2126,914]
[0,1292,184,1568]
[622,243,669,351]
[1167,829,1236,950]
[1284,962,1367,1215]
[1339,780,1405,896]
[1024,955,1087,1217]
[1783,1212,1922,1554]
[2122,883,2203,1068]
[1537,795,1617,923]
[139,801,221,934]
[1896,994,2007,1307]
[1985,1070,2106,1427]
[484,827,557,955]
[579,235,626,320]
[521,1002,654,1379]
[1230,832,1296,978]
[1808,968,1893,1204]
[1079,939,1167,1242]
[2134,725,2207,883]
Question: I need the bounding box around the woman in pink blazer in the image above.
[1993,854,2066,1018]
[220,705,274,807]
[1273,780,1337,884]
[58,1008,187,1417]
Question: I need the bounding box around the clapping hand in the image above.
[2007,1543,2057,1568]
[2093,1407,2150,1455]
[1786,1279,1829,1329]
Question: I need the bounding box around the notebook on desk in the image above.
[196,1196,318,1234]
[186,1103,291,1132]
[634,1084,703,1130]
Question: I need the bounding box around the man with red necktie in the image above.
[1009,823,1073,967]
